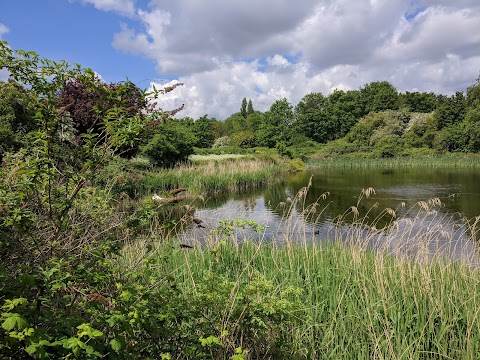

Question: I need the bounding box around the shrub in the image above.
[286,158,306,171]
[141,120,196,167]
[212,136,232,148]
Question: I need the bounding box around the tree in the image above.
[58,77,149,135]
[0,81,37,158]
[141,119,196,166]
[435,92,466,130]
[294,92,331,143]
[361,81,399,113]
[399,91,438,113]
[327,89,365,138]
[256,98,293,147]
[247,99,254,115]
[240,97,248,118]
[224,113,248,134]
[192,115,216,148]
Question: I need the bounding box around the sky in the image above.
[1,0,480,120]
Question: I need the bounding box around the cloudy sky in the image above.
[1,0,480,119]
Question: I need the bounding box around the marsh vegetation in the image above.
[1,42,480,359]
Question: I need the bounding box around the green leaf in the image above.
[110,338,122,353]
[2,313,27,331]
[2,316,16,331]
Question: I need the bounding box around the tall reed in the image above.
[120,182,480,359]
[308,154,480,169]
[144,159,282,195]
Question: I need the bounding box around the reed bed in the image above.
[119,182,480,359]
[308,154,480,169]
[189,154,252,163]
[144,159,281,196]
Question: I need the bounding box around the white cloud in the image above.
[0,23,10,81]
[110,0,480,119]
[79,0,135,16]
[0,22,9,38]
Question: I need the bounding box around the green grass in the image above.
[154,240,480,359]
[118,186,480,359]
[144,159,282,195]
[307,153,480,169]
[189,154,252,163]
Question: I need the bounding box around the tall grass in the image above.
[119,182,480,359]
[308,154,480,169]
[144,159,281,195]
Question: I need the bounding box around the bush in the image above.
[212,136,232,148]
[141,120,196,167]
[286,158,306,171]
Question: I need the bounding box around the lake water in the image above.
[179,167,480,263]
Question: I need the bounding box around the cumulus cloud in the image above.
[79,0,135,16]
[108,0,480,118]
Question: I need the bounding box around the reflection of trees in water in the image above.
[189,167,480,241]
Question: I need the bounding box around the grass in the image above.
[144,158,282,196]
[189,154,253,163]
[118,183,480,359]
[307,153,480,169]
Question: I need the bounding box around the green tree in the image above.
[361,81,399,113]
[224,113,248,134]
[192,115,216,148]
[141,119,196,166]
[399,91,438,112]
[435,92,466,130]
[294,92,332,143]
[247,99,254,115]
[256,98,293,147]
[240,97,248,118]
[327,89,365,138]
[0,81,37,158]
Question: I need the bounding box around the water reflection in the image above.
[177,167,480,263]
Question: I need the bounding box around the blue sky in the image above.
[0,0,164,85]
[1,0,480,119]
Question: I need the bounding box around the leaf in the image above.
[2,313,27,331]
[2,316,16,331]
[110,338,122,353]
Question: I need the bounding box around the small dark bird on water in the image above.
[179,243,193,249]
[192,217,206,228]
[171,188,187,197]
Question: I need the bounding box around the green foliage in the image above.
[0,82,37,159]
[294,92,332,143]
[275,141,293,158]
[285,158,306,171]
[230,130,256,148]
[435,92,466,130]
[361,80,400,113]
[288,135,322,160]
[247,99,254,115]
[399,91,438,112]
[212,135,232,148]
[240,97,247,118]
[192,115,217,148]
[256,98,294,147]
[141,119,196,167]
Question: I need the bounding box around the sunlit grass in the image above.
[189,154,252,162]
[144,159,282,195]
[118,181,480,358]
[308,154,480,169]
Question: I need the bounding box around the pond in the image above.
[178,167,480,262]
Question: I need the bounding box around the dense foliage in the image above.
[1,41,480,359]
[173,78,480,159]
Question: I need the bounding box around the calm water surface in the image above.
[180,167,480,261]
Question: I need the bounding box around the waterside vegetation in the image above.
[1,41,480,359]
